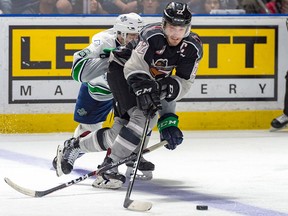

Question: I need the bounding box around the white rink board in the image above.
[0,15,287,114]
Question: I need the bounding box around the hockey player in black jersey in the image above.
[270,71,288,131]
[93,1,203,189]
[53,13,150,184]
[55,1,203,189]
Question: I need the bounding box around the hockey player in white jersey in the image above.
[71,13,144,137]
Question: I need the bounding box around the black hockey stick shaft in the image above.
[4,140,167,198]
[123,114,151,208]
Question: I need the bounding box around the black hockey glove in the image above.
[157,113,183,150]
[157,77,179,102]
[130,79,162,117]
[112,40,137,65]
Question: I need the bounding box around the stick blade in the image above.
[124,198,152,211]
[4,177,36,197]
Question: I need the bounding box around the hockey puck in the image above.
[196,205,208,210]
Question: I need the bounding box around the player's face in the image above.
[117,33,138,45]
[164,23,187,46]
[125,33,139,44]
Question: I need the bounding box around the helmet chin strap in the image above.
[184,25,191,38]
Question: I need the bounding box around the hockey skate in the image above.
[270,114,288,132]
[52,152,84,170]
[54,137,81,177]
[125,156,155,181]
[92,151,126,189]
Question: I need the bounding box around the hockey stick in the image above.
[4,140,167,198]
[123,114,153,211]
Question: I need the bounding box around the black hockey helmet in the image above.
[163,2,192,27]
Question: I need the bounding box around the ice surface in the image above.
[1,130,288,216]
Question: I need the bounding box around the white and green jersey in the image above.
[71,28,119,101]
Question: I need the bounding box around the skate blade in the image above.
[125,167,153,181]
[92,175,123,189]
[269,124,288,132]
[56,145,64,177]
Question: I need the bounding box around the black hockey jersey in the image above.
[124,22,203,101]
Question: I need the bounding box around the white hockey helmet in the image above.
[113,13,144,43]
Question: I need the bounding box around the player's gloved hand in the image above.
[130,79,162,117]
[157,113,183,150]
[157,77,179,102]
[111,40,137,64]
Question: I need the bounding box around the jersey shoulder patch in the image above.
[188,32,202,46]
[92,29,115,47]
[141,23,164,41]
